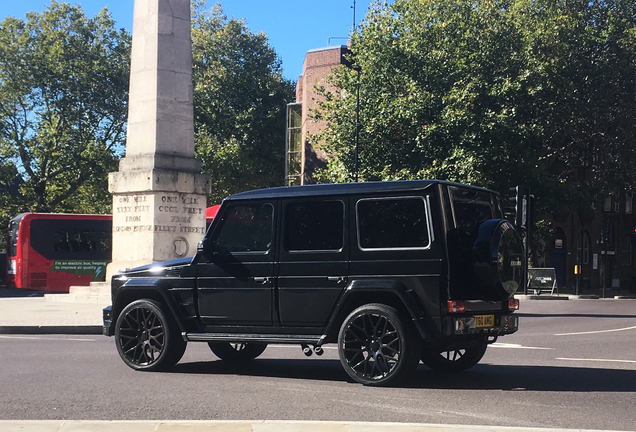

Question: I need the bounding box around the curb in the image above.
[0,420,632,432]
[515,294,570,300]
[516,294,636,300]
[0,325,102,335]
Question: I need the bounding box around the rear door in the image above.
[349,192,444,331]
[277,198,348,327]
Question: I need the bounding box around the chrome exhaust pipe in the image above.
[301,344,313,356]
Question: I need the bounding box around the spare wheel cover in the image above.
[472,219,523,298]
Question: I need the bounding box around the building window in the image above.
[579,231,591,266]
[601,222,616,248]
[285,103,302,186]
[603,195,620,212]
[622,237,633,266]
[626,192,633,215]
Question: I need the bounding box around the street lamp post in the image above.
[353,64,361,182]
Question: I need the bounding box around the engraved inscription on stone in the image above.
[113,193,206,237]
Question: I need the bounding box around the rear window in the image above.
[450,186,497,250]
[356,197,431,250]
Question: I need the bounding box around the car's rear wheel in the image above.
[208,342,267,361]
[421,341,487,372]
[338,303,421,386]
[115,299,186,371]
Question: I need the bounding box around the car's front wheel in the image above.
[421,341,488,372]
[338,303,421,386]
[115,299,186,371]
[208,342,268,361]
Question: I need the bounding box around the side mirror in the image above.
[197,238,217,255]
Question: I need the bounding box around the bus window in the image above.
[99,231,111,253]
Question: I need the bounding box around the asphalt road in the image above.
[1,299,635,430]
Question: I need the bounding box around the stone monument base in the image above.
[106,167,209,280]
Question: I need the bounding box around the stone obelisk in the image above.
[107,0,210,278]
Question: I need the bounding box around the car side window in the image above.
[213,203,273,254]
[356,197,431,250]
[284,200,344,252]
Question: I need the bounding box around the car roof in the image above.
[224,180,496,201]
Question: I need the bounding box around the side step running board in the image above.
[184,333,326,345]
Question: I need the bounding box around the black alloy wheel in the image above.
[115,299,186,371]
[208,342,268,361]
[338,303,421,386]
[421,341,488,372]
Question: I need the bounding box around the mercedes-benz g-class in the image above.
[104,180,523,386]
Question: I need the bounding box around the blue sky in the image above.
[1,0,371,81]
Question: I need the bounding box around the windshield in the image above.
[7,215,23,258]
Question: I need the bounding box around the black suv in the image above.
[104,180,523,386]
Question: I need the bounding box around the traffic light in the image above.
[509,186,529,229]
[631,227,636,245]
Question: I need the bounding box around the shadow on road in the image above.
[173,358,351,383]
[171,358,636,391]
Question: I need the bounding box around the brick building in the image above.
[544,194,635,295]
[285,45,351,185]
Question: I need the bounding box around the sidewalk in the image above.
[0,287,104,334]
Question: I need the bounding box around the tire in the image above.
[421,341,487,372]
[115,299,186,371]
[208,342,267,361]
[338,303,421,386]
[472,219,524,299]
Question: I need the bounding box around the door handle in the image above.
[327,276,346,284]
[254,277,271,284]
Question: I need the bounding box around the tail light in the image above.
[447,300,465,313]
[508,298,519,311]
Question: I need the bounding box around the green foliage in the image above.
[314,0,636,213]
[0,1,130,241]
[192,2,295,203]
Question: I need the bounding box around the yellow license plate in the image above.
[475,315,494,328]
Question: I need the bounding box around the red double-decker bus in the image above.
[6,213,112,292]
[6,206,221,292]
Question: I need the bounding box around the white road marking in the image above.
[554,325,636,336]
[0,335,95,341]
[557,357,636,364]
[490,342,553,350]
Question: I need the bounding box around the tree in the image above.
[191,1,295,203]
[314,0,636,213]
[0,1,130,231]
